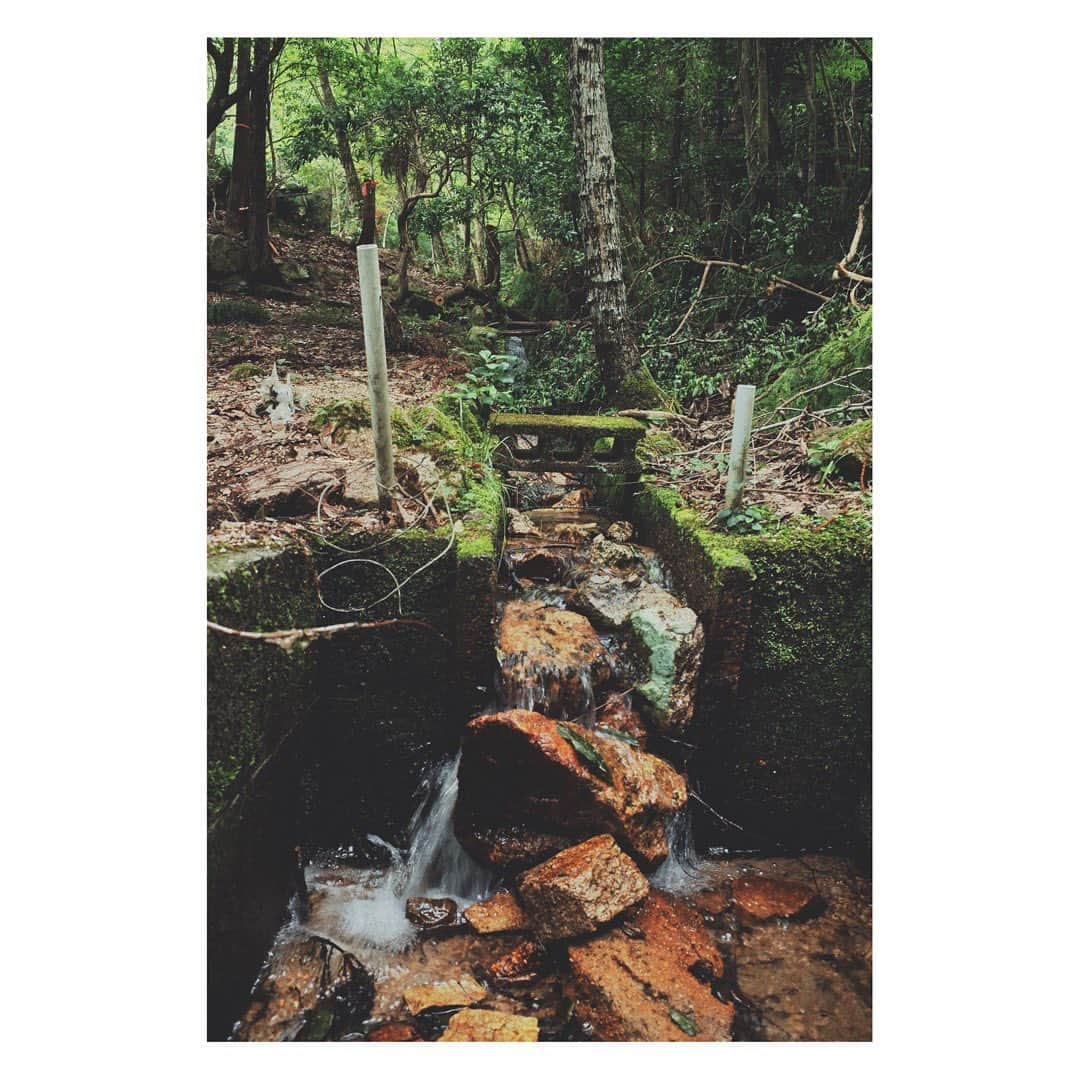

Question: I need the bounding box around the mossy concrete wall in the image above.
[631,485,871,857]
[206,501,503,1039]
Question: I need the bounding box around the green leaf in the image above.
[596,725,640,748]
[668,1008,699,1037]
[556,723,612,782]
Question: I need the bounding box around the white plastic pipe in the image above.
[725,383,756,511]
[356,244,396,510]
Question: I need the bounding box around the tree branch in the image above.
[207,37,286,136]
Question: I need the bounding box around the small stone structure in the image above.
[492,412,647,476]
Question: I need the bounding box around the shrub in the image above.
[208,299,270,325]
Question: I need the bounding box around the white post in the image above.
[356,243,396,510]
[725,383,756,511]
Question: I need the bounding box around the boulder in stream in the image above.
[731,876,821,921]
[517,834,650,940]
[455,710,687,868]
[403,974,487,1014]
[569,571,704,731]
[484,938,545,984]
[567,890,734,1041]
[463,890,532,934]
[497,600,613,716]
[437,1008,539,1042]
[405,896,460,931]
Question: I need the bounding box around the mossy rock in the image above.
[807,419,872,483]
[208,298,270,325]
[467,324,503,350]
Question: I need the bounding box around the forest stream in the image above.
[232,476,871,1042]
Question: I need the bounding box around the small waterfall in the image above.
[504,334,528,376]
[311,753,493,952]
[497,653,598,725]
[650,804,707,894]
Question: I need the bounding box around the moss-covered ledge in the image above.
[629,482,871,854]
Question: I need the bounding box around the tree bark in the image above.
[804,42,818,191]
[484,224,501,295]
[567,38,662,408]
[226,39,252,231]
[246,38,274,280]
[207,37,283,136]
[667,42,687,211]
[316,56,364,212]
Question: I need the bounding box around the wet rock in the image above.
[596,696,648,745]
[497,600,613,716]
[456,710,687,868]
[517,835,650,940]
[552,487,592,510]
[437,1008,539,1042]
[629,602,704,731]
[732,876,819,921]
[403,974,487,1014]
[507,508,542,537]
[405,896,460,931]
[568,573,704,731]
[607,520,634,542]
[463,890,532,934]
[234,934,374,1042]
[459,824,577,874]
[485,938,545,984]
[587,533,646,572]
[367,1021,421,1042]
[567,891,734,1041]
[553,521,599,542]
[507,546,567,583]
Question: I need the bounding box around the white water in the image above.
[650,804,707,895]
[306,753,494,952]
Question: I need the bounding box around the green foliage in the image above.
[513,327,605,410]
[445,349,518,419]
[714,503,774,535]
[807,419,872,482]
[308,398,371,440]
[208,299,270,325]
[227,362,262,380]
[555,723,612,783]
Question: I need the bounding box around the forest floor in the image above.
[207,231,466,546]
[207,226,869,546]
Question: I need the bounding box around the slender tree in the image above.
[246,38,273,279]
[567,39,662,408]
[226,39,252,230]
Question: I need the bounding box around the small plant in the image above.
[445,349,518,420]
[208,299,270,325]
[714,503,771,534]
[227,362,261,381]
[308,398,371,442]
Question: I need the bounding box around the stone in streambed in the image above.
[567,890,734,1042]
[437,1008,539,1042]
[568,571,704,731]
[367,1021,421,1041]
[731,876,820,921]
[596,695,649,746]
[463,890,532,934]
[403,974,486,1014]
[458,824,577,874]
[496,600,612,716]
[517,834,649,940]
[606,520,634,542]
[507,545,568,583]
[484,938,545,984]
[455,710,687,869]
[405,896,460,931]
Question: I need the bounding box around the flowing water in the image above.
[236,482,872,1041]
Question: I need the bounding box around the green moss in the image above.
[455,472,506,561]
[807,418,872,472]
[208,299,270,325]
[758,307,872,415]
[309,398,371,439]
[492,412,647,437]
[637,428,682,462]
[227,361,262,380]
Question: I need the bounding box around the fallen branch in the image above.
[207,616,448,652]
[834,192,872,285]
[630,254,831,304]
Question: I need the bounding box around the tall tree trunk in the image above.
[226,39,252,231]
[667,42,687,211]
[755,39,772,206]
[567,38,662,409]
[738,40,759,200]
[484,224,501,295]
[316,56,364,212]
[359,179,377,245]
[246,38,273,280]
[804,42,818,192]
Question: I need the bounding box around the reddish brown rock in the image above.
[403,974,486,1015]
[552,487,592,510]
[596,695,648,745]
[496,600,613,716]
[517,835,650,940]
[437,1009,539,1042]
[455,710,687,869]
[484,938,544,984]
[367,1021,420,1042]
[567,891,734,1042]
[462,891,532,934]
[458,824,578,873]
[732,876,818,921]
